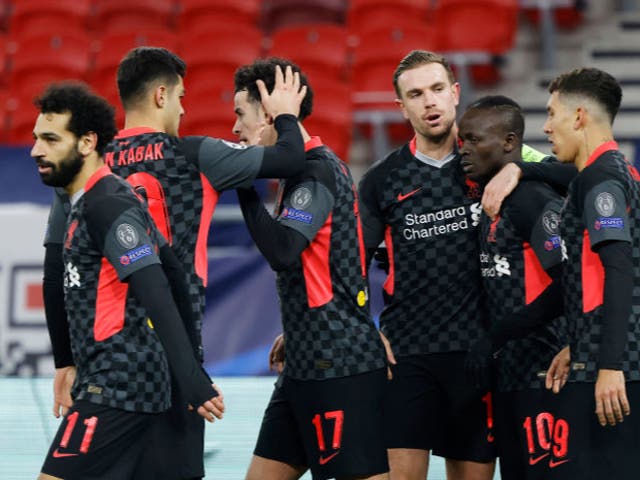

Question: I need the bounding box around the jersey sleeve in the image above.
[86,198,161,280]
[277,161,335,242]
[528,198,564,270]
[358,168,386,249]
[583,179,631,248]
[195,136,264,191]
[44,188,70,246]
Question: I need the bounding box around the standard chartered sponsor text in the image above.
[403,205,470,240]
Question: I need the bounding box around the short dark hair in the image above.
[548,67,622,123]
[233,57,313,121]
[393,50,455,98]
[117,47,186,109]
[466,95,525,139]
[35,82,117,156]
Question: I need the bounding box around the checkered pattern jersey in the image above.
[478,181,564,392]
[561,148,640,382]
[64,174,171,413]
[105,130,217,359]
[359,144,486,356]
[276,146,386,380]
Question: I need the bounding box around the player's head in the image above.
[544,67,621,163]
[458,95,524,184]
[117,47,186,136]
[393,50,460,143]
[233,57,313,146]
[32,82,116,188]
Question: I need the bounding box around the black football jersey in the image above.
[275,138,386,380]
[560,142,640,382]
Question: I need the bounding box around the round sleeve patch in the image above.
[115,223,139,248]
[542,210,560,235]
[594,192,615,217]
[291,186,313,209]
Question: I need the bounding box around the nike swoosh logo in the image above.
[549,458,570,468]
[318,451,339,465]
[397,187,422,202]
[528,453,549,465]
[53,448,78,458]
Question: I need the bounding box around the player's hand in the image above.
[257,65,308,120]
[269,333,285,373]
[53,366,76,418]
[595,369,630,427]
[545,345,570,394]
[465,336,493,390]
[195,384,225,423]
[378,330,396,380]
[481,162,522,220]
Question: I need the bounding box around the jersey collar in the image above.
[85,165,112,192]
[305,136,323,152]
[585,140,618,167]
[115,126,159,139]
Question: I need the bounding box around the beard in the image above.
[37,147,84,188]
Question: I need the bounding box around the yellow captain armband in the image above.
[521,144,548,163]
[147,318,154,329]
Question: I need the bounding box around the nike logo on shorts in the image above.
[548,458,570,468]
[52,448,78,458]
[528,453,549,465]
[397,187,422,202]
[318,451,339,465]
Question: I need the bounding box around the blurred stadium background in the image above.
[0,0,638,478]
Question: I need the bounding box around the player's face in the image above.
[396,63,460,143]
[164,76,185,137]
[458,109,509,183]
[233,90,272,146]
[31,112,84,188]
[544,91,579,163]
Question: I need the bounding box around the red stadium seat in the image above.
[178,0,261,33]
[180,81,237,140]
[7,31,93,89]
[262,0,346,32]
[433,0,519,55]
[93,0,176,32]
[179,26,264,88]
[268,24,350,83]
[6,89,40,145]
[304,81,353,161]
[347,0,431,35]
[7,0,93,37]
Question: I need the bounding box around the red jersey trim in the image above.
[302,213,333,308]
[523,242,552,305]
[305,136,323,152]
[196,173,219,286]
[581,229,604,312]
[94,257,127,341]
[115,127,158,139]
[409,136,417,155]
[85,166,112,192]
[585,141,619,168]
[383,226,395,296]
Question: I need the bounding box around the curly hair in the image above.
[35,82,117,156]
[117,47,186,109]
[234,57,313,121]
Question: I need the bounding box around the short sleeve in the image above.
[196,137,264,191]
[583,179,631,248]
[278,170,335,242]
[87,203,161,280]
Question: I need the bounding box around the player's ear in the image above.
[78,132,98,156]
[503,132,517,153]
[154,85,167,108]
[574,106,586,130]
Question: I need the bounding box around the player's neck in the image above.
[575,126,615,171]
[414,130,457,161]
[123,110,166,133]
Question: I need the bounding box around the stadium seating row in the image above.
[1,0,584,159]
